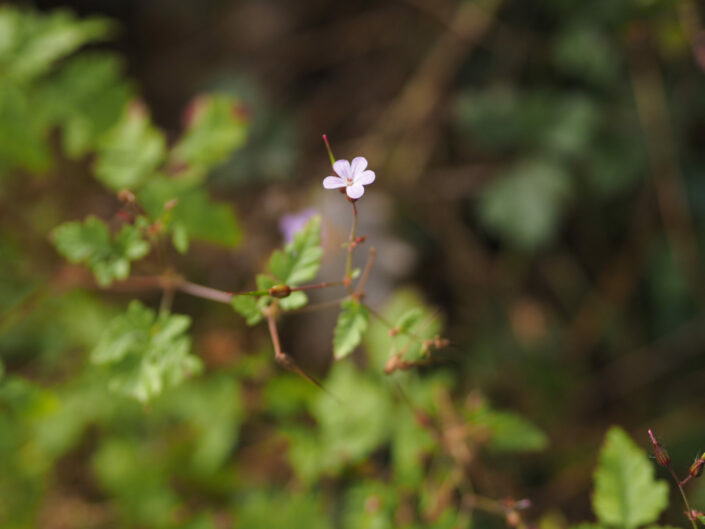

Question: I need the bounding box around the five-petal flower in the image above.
[323,156,375,199]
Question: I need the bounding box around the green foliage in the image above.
[52,216,149,286]
[467,405,548,453]
[592,427,669,529]
[40,53,133,158]
[91,300,202,402]
[478,159,571,250]
[268,215,323,286]
[171,94,248,182]
[94,103,166,191]
[231,295,264,326]
[333,299,369,360]
[0,7,113,83]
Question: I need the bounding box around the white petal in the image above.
[323,176,346,189]
[355,170,375,186]
[350,156,368,176]
[346,183,365,199]
[333,159,351,179]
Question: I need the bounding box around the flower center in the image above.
[346,177,353,185]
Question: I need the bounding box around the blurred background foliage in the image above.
[2,0,705,528]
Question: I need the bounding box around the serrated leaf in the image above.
[394,308,424,334]
[170,94,248,181]
[94,103,165,190]
[53,216,149,286]
[268,216,322,286]
[91,300,202,402]
[231,295,262,326]
[592,427,669,529]
[333,299,369,360]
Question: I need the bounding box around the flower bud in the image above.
[648,429,671,467]
[689,455,705,478]
[268,284,291,299]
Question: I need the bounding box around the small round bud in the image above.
[268,284,291,299]
[689,456,705,478]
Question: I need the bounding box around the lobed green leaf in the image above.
[592,427,669,529]
[333,299,369,360]
[268,215,322,286]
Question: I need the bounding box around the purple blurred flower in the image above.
[279,208,317,244]
[323,156,375,200]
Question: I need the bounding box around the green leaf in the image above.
[52,216,149,286]
[0,7,114,83]
[39,53,133,158]
[94,102,166,191]
[231,295,263,326]
[592,427,669,529]
[478,158,571,250]
[279,291,308,311]
[91,300,202,402]
[138,178,242,248]
[170,94,248,181]
[468,407,548,453]
[333,299,369,360]
[268,216,322,286]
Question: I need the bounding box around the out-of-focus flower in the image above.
[323,157,375,200]
[279,208,316,244]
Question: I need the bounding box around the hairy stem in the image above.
[345,201,358,288]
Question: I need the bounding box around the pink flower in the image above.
[322,157,375,199]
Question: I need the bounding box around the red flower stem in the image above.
[667,466,697,529]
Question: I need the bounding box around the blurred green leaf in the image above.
[234,490,331,529]
[478,159,571,250]
[231,295,263,326]
[0,7,113,83]
[333,299,369,360]
[592,427,669,529]
[468,406,548,453]
[94,102,166,190]
[91,300,202,402]
[268,215,322,286]
[0,84,51,171]
[40,53,133,158]
[139,178,242,248]
[53,216,149,286]
[553,25,619,86]
[171,94,248,181]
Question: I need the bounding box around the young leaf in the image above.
[279,291,308,311]
[231,295,263,326]
[94,102,165,191]
[91,300,202,403]
[592,427,669,529]
[53,216,149,286]
[268,216,322,286]
[333,299,369,360]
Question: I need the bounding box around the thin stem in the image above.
[355,247,376,295]
[345,201,358,287]
[284,297,348,314]
[668,466,697,529]
[177,281,234,304]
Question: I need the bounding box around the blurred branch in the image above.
[357,0,503,183]
[626,24,704,301]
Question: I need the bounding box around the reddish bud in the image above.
[268,284,291,299]
[689,456,705,478]
[117,210,133,223]
[117,189,136,204]
[648,429,671,467]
